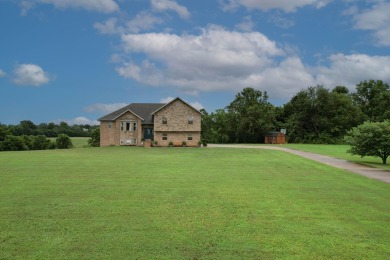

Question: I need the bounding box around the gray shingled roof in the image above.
[98,103,165,124]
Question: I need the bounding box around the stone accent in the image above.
[154,99,201,132]
[100,111,143,146]
[154,131,201,147]
[100,98,201,147]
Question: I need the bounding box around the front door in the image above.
[144,128,153,140]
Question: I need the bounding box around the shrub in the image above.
[182,141,187,146]
[202,140,208,147]
[56,134,73,149]
[32,135,51,150]
[169,141,173,146]
[88,128,100,147]
[2,135,29,151]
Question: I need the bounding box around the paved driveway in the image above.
[208,144,390,184]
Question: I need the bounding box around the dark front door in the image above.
[144,128,153,140]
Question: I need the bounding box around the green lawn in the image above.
[283,144,390,171]
[1,147,389,259]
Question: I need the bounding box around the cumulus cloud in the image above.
[351,2,390,46]
[151,0,191,19]
[117,26,284,94]
[21,0,119,14]
[114,25,390,100]
[84,103,128,114]
[221,0,331,13]
[0,69,6,77]
[316,53,390,89]
[13,64,51,86]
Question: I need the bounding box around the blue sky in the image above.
[1,0,389,125]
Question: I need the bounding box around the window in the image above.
[188,115,193,124]
[120,122,124,131]
[162,116,167,124]
[162,133,168,140]
[108,122,112,128]
[188,134,193,141]
[133,122,137,131]
[126,122,130,131]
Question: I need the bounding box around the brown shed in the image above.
[264,131,286,144]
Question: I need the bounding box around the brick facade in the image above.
[99,98,201,147]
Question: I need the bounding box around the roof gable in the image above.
[98,103,165,123]
[152,97,201,115]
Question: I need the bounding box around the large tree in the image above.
[227,87,276,143]
[344,121,390,165]
[283,85,365,143]
[352,80,390,122]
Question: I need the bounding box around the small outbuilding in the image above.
[264,131,286,144]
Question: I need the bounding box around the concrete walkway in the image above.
[208,144,390,184]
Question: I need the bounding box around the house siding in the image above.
[99,98,201,147]
[100,111,143,146]
[153,99,201,147]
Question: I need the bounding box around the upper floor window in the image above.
[108,122,112,128]
[121,121,137,132]
[162,116,167,124]
[188,115,193,124]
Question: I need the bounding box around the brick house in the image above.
[98,97,201,147]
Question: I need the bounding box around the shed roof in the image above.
[98,103,165,124]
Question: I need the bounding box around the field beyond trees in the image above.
[1,147,389,259]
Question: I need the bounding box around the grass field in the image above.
[1,147,389,259]
[283,144,390,171]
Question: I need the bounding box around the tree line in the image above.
[201,80,390,144]
[0,121,98,151]
[0,120,98,139]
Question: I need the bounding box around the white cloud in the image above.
[126,11,164,33]
[84,103,128,114]
[351,2,390,46]
[268,11,295,28]
[117,26,284,94]
[13,64,51,86]
[221,0,331,13]
[54,117,99,126]
[316,53,390,89]
[94,18,122,35]
[21,0,119,14]
[115,25,390,100]
[235,16,254,32]
[94,12,163,35]
[160,97,175,103]
[0,69,6,77]
[151,0,191,19]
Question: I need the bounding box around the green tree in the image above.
[283,85,364,143]
[352,80,390,122]
[227,87,275,143]
[2,136,29,151]
[0,124,11,141]
[56,134,73,149]
[88,128,100,147]
[344,121,390,164]
[32,135,51,150]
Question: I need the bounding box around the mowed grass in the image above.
[0,147,389,259]
[284,144,390,171]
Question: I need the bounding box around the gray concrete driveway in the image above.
[208,144,390,184]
